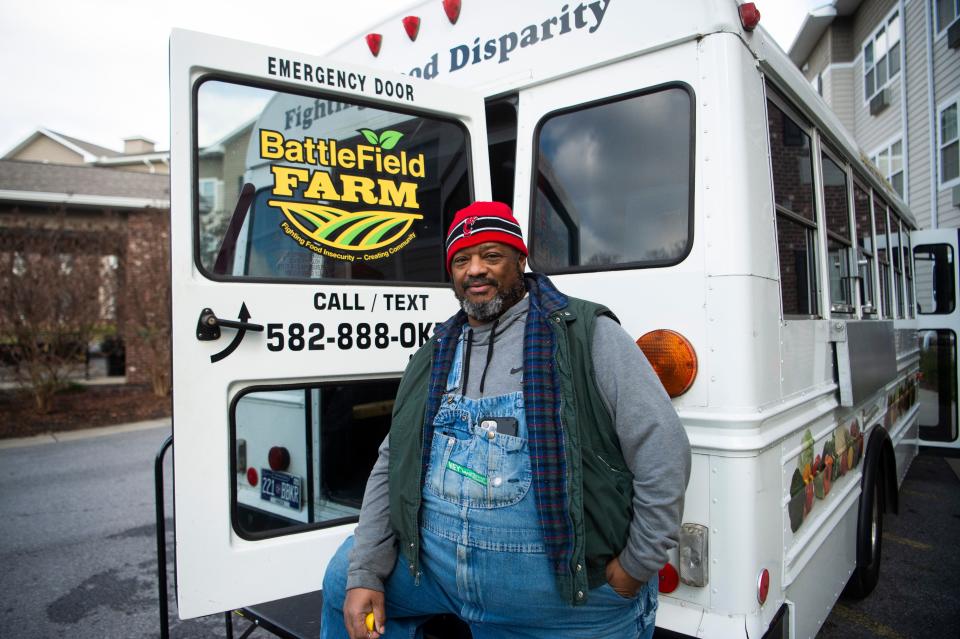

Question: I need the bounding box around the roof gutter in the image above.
[0,189,169,209]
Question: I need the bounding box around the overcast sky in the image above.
[0,0,823,156]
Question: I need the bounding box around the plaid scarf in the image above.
[421,273,572,577]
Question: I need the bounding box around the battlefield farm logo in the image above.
[259,127,425,262]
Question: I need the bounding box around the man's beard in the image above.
[455,268,526,322]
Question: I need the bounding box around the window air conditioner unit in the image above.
[869,87,891,115]
[949,20,960,49]
[952,185,960,208]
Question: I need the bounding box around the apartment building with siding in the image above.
[789,0,960,230]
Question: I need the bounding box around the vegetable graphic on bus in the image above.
[788,420,864,534]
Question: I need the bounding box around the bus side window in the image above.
[529,86,693,272]
[853,180,876,315]
[820,148,854,314]
[768,97,819,317]
[890,216,905,318]
[486,96,518,208]
[873,196,893,318]
[903,230,914,318]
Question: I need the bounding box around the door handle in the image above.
[196,306,264,341]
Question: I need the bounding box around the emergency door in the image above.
[169,29,490,617]
[912,228,960,450]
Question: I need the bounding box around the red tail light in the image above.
[246,467,258,487]
[268,446,291,471]
[658,563,680,593]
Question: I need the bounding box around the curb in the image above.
[0,417,171,450]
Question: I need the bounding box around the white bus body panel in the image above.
[169,29,489,617]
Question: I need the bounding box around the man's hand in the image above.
[343,587,386,638]
[605,556,643,599]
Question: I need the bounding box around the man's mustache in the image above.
[461,277,497,288]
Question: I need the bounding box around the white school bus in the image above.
[169,1,960,637]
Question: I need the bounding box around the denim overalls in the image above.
[321,324,657,638]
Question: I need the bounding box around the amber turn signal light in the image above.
[636,329,698,398]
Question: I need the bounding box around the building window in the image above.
[935,0,960,35]
[198,178,223,214]
[871,140,905,197]
[810,72,823,97]
[939,98,959,187]
[864,11,901,102]
[768,97,819,317]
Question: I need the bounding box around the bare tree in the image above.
[124,211,172,397]
[0,213,122,412]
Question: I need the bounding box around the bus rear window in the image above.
[194,79,471,283]
[530,85,693,272]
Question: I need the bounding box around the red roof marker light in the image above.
[739,3,761,31]
[403,16,421,41]
[366,33,383,57]
[443,0,461,24]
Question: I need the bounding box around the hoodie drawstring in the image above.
[461,328,473,394]
[478,318,499,394]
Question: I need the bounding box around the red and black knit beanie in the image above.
[445,201,528,271]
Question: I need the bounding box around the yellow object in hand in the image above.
[365,612,375,632]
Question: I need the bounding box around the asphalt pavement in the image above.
[0,422,271,638]
[0,424,957,638]
[815,451,960,639]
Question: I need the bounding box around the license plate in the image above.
[260,469,302,510]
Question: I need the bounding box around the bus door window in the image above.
[231,380,399,538]
[914,244,955,315]
[194,80,473,285]
[917,330,958,442]
[529,85,693,273]
[486,96,518,207]
[914,243,957,441]
[874,196,893,318]
[820,149,855,315]
[768,96,819,317]
[853,180,877,315]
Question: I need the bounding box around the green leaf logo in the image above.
[356,128,404,150]
[378,130,404,150]
[358,129,379,145]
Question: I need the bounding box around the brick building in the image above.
[0,130,171,388]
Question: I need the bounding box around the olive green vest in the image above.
[388,297,633,605]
